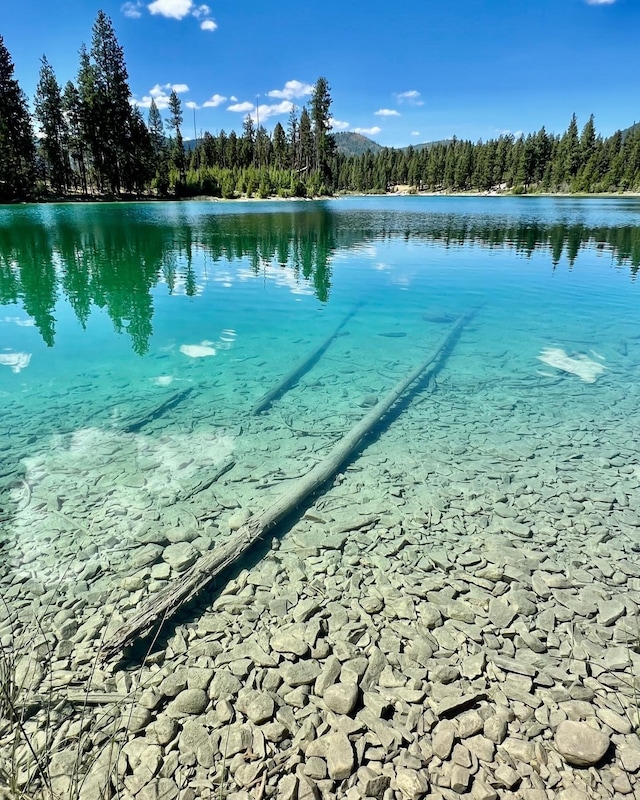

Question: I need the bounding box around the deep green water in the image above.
[1,196,640,573]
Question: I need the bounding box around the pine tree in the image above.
[122,106,153,194]
[147,98,168,194]
[241,114,255,167]
[287,106,299,171]
[90,10,137,193]
[76,44,101,191]
[167,89,185,189]
[310,77,335,187]
[299,107,313,175]
[272,122,287,170]
[563,113,581,183]
[0,35,36,201]
[34,55,70,193]
[62,81,88,192]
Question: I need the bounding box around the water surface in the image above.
[1,196,640,587]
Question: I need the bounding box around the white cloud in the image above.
[375,109,400,117]
[411,130,420,137]
[203,93,227,108]
[329,117,349,130]
[192,3,210,16]
[185,100,198,109]
[227,101,255,113]
[585,0,615,4]
[230,95,238,102]
[145,0,216,28]
[353,126,381,136]
[122,2,143,18]
[267,80,313,100]
[148,0,193,19]
[261,101,293,121]
[227,99,295,123]
[396,90,424,106]
[135,82,190,109]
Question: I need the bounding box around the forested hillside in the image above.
[1,12,640,202]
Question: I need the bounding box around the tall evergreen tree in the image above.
[241,113,255,167]
[0,35,36,200]
[299,106,313,175]
[90,10,137,193]
[147,98,168,194]
[34,55,70,193]
[287,106,299,171]
[167,89,185,188]
[563,113,581,183]
[272,122,287,169]
[310,77,335,187]
[76,44,101,191]
[62,80,88,192]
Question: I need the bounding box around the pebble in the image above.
[432,720,456,759]
[555,720,610,766]
[166,689,209,716]
[161,541,198,571]
[323,682,359,715]
[395,768,428,799]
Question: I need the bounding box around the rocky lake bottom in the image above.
[2,316,640,800]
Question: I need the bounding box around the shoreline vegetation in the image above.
[2,12,640,205]
[4,188,640,206]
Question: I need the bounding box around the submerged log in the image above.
[100,314,469,661]
[120,387,193,433]
[172,458,236,504]
[251,306,360,415]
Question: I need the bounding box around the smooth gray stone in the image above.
[555,720,610,766]
[162,541,198,571]
[246,692,275,724]
[323,682,358,715]
[271,630,310,657]
[484,715,508,744]
[166,688,208,716]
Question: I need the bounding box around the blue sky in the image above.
[2,0,638,147]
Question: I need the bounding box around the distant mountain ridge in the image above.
[333,131,454,156]
[333,132,383,156]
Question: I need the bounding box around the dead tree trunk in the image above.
[251,306,360,415]
[100,314,469,661]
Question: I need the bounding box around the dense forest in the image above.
[1,11,640,202]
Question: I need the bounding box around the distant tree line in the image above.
[339,117,640,194]
[1,10,640,202]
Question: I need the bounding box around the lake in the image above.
[1,196,639,797]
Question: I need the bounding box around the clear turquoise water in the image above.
[1,197,640,582]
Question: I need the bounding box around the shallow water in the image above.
[1,196,640,587]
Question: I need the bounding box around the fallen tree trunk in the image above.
[251,306,360,415]
[171,458,235,505]
[120,387,193,434]
[100,314,469,661]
